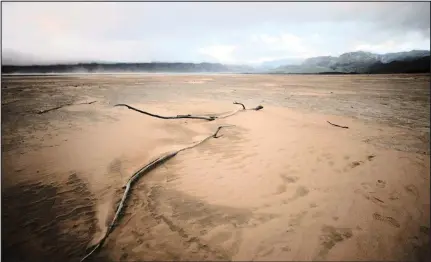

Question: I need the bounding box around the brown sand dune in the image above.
[1,74,429,262]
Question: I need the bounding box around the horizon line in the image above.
[2,49,430,67]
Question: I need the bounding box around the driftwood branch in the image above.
[327,121,349,129]
[115,102,263,121]
[80,101,97,105]
[114,104,216,121]
[80,125,233,262]
[37,101,96,114]
[218,102,264,119]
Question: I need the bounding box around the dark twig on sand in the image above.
[80,125,234,262]
[251,105,264,111]
[327,121,349,129]
[37,105,66,114]
[36,101,97,114]
[115,102,264,121]
[233,101,246,110]
[233,101,263,111]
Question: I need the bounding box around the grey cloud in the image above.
[98,2,430,44]
[2,1,429,65]
[120,2,430,33]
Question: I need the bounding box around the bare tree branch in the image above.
[114,104,216,121]
[115,102,263,121]
[327,121,349,129]
[37,101,97,114]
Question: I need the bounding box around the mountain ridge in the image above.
[273,50,430,74]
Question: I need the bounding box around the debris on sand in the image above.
[115,101,264,121]
[327,121,349,129]
[37,101,97,114]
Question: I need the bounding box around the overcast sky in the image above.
[2,1,430,65]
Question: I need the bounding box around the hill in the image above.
[366,56,430,74]
[272,50,430,74]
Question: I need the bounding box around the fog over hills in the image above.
[2,49,429,74]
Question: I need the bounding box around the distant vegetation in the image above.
[1,50,429,75]
[1,62,243,74]
[365,56,430,74]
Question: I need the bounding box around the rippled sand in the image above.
[2,74,430,261]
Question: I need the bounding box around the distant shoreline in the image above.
[3,59,429,75]
[2,72,430,77]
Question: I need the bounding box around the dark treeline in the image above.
[279,56,430,75]
[365,56,430,74]
[2,56,430,74]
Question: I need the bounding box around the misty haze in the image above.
[1,2,430,262]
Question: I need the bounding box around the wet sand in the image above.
[2,74,430,261]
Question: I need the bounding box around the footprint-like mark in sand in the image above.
[389,190,401,201]
[308,146,316,154]
[322,152,332,160]
[255,246,275,258]
[376,179,386,188]
[288,211,308,229]
[348,154,376,169]
[275,184,287,194]
[372,212,400,228]
[316,225,353,259]
[280,174,299,184]
[281,186,309,204]
[274,174,299,195]
[350,161,364,168]
[108,158,122,174]
[419,226,429,235]
[367,155,376,161]
[294,186,309,198]
[360,182,374,192]
[356,182,387,206]
[404,184,419,198]
[252,211,308,259]
[281,246,291,252]
[350,160,364,168]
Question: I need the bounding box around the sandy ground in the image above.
[1,74,430,261]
